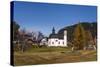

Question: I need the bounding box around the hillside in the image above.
[58,22,97,42]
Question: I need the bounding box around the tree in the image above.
[37,31,44,43]
[13,21,20,41]
[86,31,93,44]
[93,36,97,50]
[73,23,86,50]
[38,32,44,39]
[19,28,27,52]
[83,30,93,50]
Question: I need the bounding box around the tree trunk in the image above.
[93,45,96,50]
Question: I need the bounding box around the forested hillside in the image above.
[58,22,97,42]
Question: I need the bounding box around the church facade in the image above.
[48,27,67,47]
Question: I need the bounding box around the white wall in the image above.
[48,38,58,46]
[64,30,67,47]
[48,38,66,47]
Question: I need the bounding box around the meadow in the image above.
[14,47,97,66]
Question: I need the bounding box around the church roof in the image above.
[49,33,63,39]
[49,27,64,39]
[49,33,58,38]
[58,34,64,39]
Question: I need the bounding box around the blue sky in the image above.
[13,1,97,36]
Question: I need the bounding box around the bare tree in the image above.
[37,31,44,42]
[19,28,27,52]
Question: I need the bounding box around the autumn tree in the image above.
[93,36,97,50]
[73,23,86,50]
[86,30,97,50]
[86,31,93,45]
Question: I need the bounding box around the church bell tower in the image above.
[52,27,55,34]
[64,30,67,47]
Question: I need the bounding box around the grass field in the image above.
[14,47,97,66]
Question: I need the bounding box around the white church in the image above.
[48,27,67,47]
[40,27,68,47]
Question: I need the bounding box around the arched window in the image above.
[58,42,60,44]
[52,42,54,44]
[63,42,64,44]
[56,40,58,42]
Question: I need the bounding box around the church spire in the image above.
[52,27,55,34]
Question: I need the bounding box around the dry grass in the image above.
[14,47,97,66]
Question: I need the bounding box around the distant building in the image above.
[40,37,48,46]
[47,27,67,47]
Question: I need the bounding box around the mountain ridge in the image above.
[57,22,97,42]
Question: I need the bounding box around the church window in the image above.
[56,40,58,42]
[63,42,64,44]
[52,42,54,44]
[58,42,60,44]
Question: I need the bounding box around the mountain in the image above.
[58,22,97,42]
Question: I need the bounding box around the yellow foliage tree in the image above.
[73,23,86,50]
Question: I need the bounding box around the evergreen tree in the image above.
[13,21,20,40]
